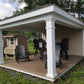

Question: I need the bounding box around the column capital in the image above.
[44,18,56,22]
[45,18,56,30]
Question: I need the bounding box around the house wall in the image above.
[43,24,83,56]
[56,24,83,56]
[3,37,7,49]
[4,38,16,55]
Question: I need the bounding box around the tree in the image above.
[24,0,37,10]
[16,0,84,21]
[2,31,8,35]
[13,9,25,15]
[76,0,84,18]
[23,0,59,10]
[70,2,76,13]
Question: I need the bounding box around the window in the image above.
[10,38,14,45]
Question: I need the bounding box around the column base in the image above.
[0,60,4,64]
[46,73,58,79]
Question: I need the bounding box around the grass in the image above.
[0,68,50,84]
[29,40,40,54]
[4,57,14,62]
[28,40,35,54]
[57,59,84,84]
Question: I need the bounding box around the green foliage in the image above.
[2,31,8,35]
[29,40,40,54]
[29,40,35,54]
[13,9,25,15]
[80,17,84,22]
[7,31,20,34]
[24,0,37,9]
[70,2,76,13]
[57,59,84,84]
[36,0,58,6]
[3,30,42,40]
[75,0,84,18]
[21,32,42,39]
[0,68,50,84]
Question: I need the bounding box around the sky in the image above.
[0,0,26,19]
[0,0,15,19]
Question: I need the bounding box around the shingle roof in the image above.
[3,33,27,39]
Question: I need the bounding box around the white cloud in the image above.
[0,1,15,19]
[19,2,27,9]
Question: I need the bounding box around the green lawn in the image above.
[57,59,84,84]
[0,68,50,84]
[28,40,35,54]
[29,40,40,54]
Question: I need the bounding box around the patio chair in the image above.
[15,45,30,63]
[60,38,69,60]
[45,45,62,69]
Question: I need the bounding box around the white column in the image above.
[0,30,4,64]
[45,18,57,79]
[83,29,84,56]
